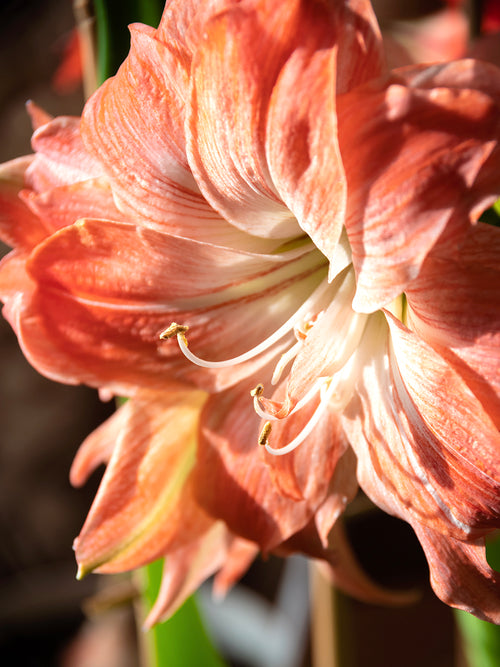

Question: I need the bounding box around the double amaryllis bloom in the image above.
[1,0,500,624]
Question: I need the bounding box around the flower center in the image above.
[159,234,367,455]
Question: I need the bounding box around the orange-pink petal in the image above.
[406,222,500,426]
[344,314,500,542]
[338,60,500,312]
[413,524,500,623]
[73,389,212,575]
[0,156,48,250]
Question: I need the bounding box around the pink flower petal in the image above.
[344,314,500,542]
[406,222,500,426]
[338,60,500,312]
[73,389,212,575]
[0,156,48,250]
[413,524,500,623]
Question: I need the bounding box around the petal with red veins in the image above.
[413,524,500,623]
[338,60,500,312]
[15,218,324,393]
[0,156,48,250]
[27,116,103,191]
[188,1,303,239]
[27,218,323,303]
[406,222,500,426]
[82,24,265,251]
[20,177,128,233]
[266,0,385,260]
[73,389,212,575]
[156,0,235,63]
[344,313,500,542]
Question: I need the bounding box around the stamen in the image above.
[250,384,264,397]
[264,380,336,456]
[271,340,302,385]
[159,278,332,370]
[258,421,272,447]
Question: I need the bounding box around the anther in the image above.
[250,383,264,397]
[160,322,189,339]
[258,421,272,447]
[160,322,189,347]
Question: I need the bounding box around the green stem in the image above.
[92,0,164,84]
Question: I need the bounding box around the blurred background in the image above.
[0,0,496,665]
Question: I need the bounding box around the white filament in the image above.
[271,340,303,385]
[264,379,338,456]
[176,277,331,369]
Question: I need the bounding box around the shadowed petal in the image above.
[282,520,416,606]
[212,537,259,599]
[73,389,212,575]
[413,524,500,623]
[261,381,348,506]
[406,222,500,426]
[338,60,500,312]
[195,376,340,551]
[0,156,47,250]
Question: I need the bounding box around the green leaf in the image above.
[454,535,500,667]
[93,0,164,83]
[139,558,227,667]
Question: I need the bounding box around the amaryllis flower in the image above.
[1,0,500,623]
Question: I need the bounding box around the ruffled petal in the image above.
[73,389,212,575]
[406,222,500,426]
[188,0,385,245]
[413,524,500,623]
[344,313,500,543]
[337,59,500,312]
